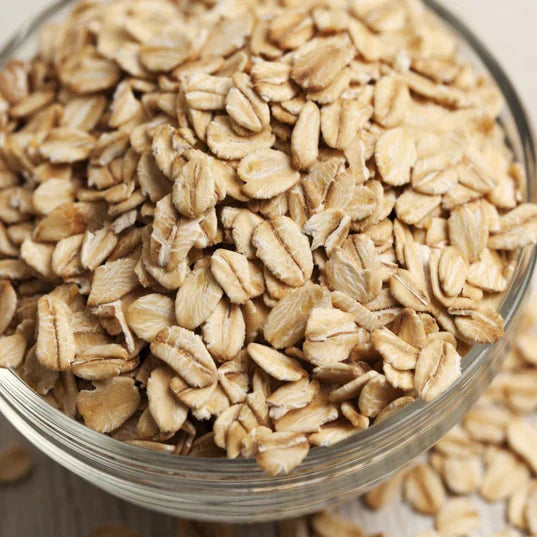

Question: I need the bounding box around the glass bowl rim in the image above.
[0,0,536,482]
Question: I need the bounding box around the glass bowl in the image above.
[0,0,536,523]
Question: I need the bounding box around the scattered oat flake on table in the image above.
[0,444,33,484]
[90,525,140,537]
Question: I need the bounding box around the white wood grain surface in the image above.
[1,1,537,535]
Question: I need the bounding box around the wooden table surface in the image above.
[2,1,537,535]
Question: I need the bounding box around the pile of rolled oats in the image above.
[0,0,536,476]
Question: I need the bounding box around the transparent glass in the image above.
[0,0,536,523]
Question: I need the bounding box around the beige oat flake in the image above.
[76,377,140,434]
[238,149,300,200]
[226,73,270,133]
[291,101,320,170]
[435,498,479,537]
[252,216,313,287]
[414,339,461,402]
[291,43,354,91]
[36,295,76,371]
[126,293,175,342]
[405,463,446,515]
[150,326,217,388]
